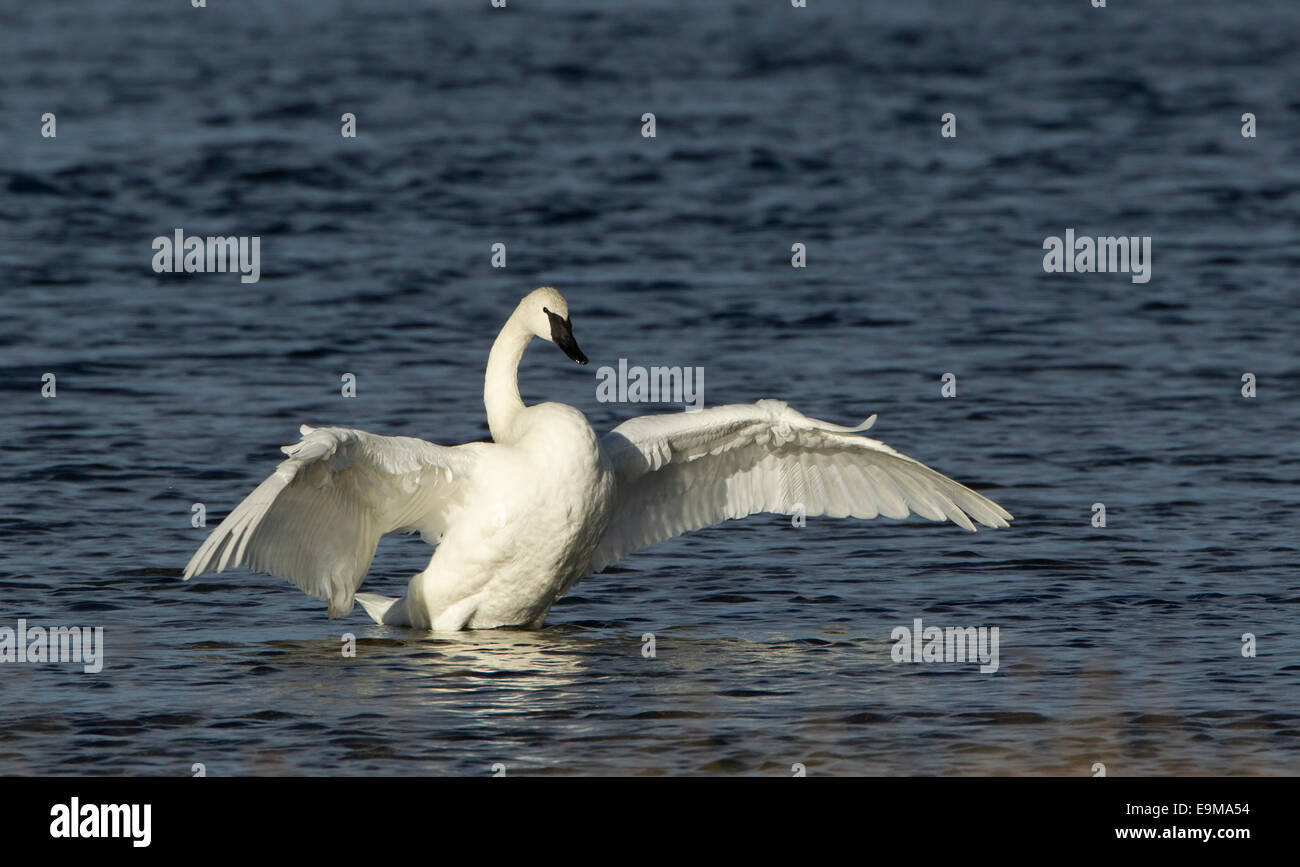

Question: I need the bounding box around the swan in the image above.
[182,287,1012,630]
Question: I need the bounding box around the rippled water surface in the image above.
[1,0,1298,775]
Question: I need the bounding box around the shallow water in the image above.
[1,0,1297,775]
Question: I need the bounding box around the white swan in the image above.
[183,287,1012,630]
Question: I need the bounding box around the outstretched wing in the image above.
[592,399,1011,572]
[183,425,486,617]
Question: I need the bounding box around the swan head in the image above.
[521,286,587,365]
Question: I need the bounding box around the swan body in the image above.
[183,287,1012,630]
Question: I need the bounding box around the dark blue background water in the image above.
[1,0,1297,775]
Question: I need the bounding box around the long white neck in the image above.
[484,308,533,443]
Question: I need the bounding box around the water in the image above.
[1,0,1297,775]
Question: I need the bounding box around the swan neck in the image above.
[485,312,531,442]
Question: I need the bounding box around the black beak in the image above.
[546,309,588,365]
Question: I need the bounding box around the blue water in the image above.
[1,0,1297,775]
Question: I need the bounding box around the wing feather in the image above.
[183,425,484,617]
[593,400,1010,571]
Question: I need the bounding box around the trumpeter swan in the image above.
[183,287,1011,630]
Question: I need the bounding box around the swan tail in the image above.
[356,592,404,625]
